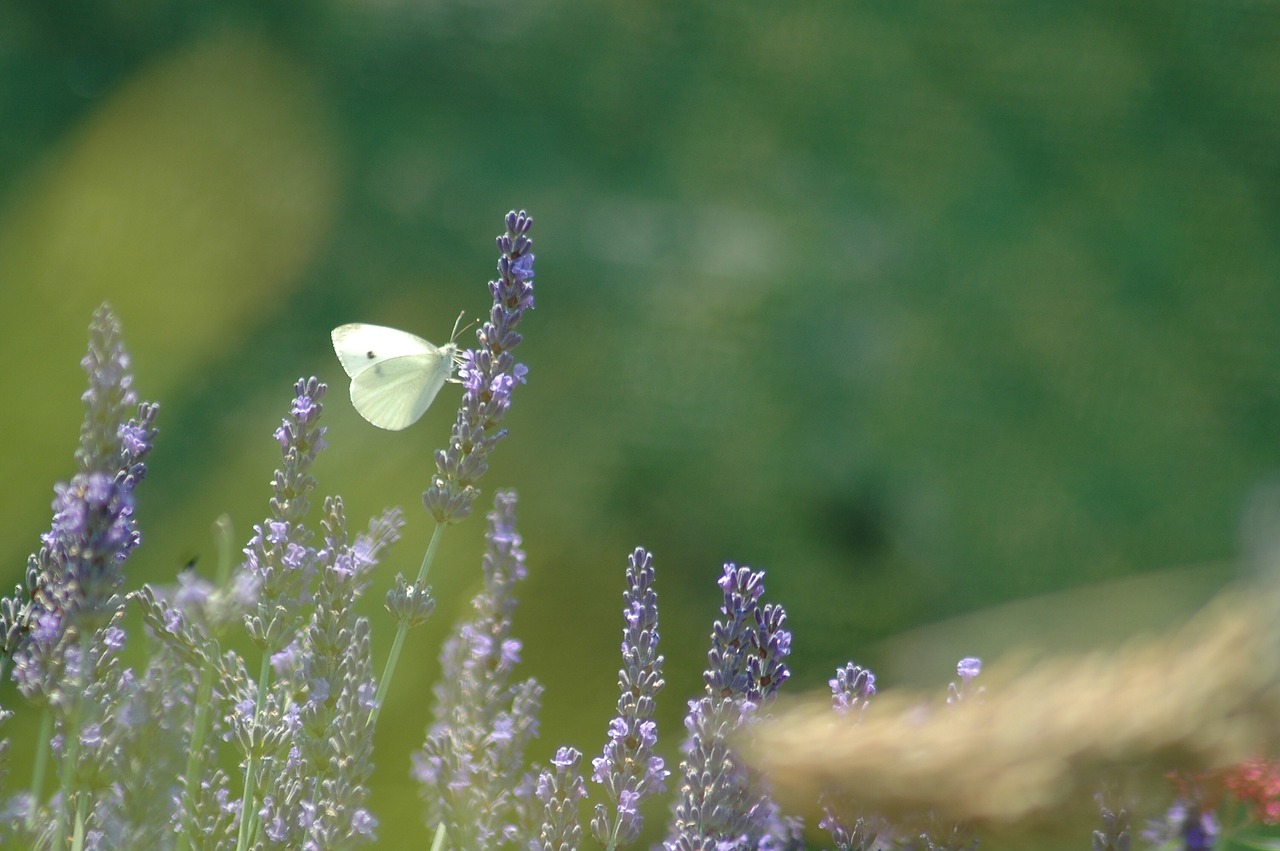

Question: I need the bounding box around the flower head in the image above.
[8,306,157,700]
[947,656,983,705]
[535,747,586,851]
[706,564,791,703]
[666,564,794,850]
[415,491,543,847]
[590,548,668,846]
[243,377,327,651]
[424,211,535,525]
[830,663,876,716]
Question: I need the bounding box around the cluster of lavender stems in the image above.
[3,210,1265,851]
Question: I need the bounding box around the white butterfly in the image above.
[330,318,465,431]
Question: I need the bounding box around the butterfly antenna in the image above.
[451,310,478,343]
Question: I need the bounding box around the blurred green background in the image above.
[2,1,1279,846]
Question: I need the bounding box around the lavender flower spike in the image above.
[414,490,543,848]
[243,377,327,652]
[590,548,668,848]
[424,210,534,525]
[536,748,587,851]
[706,564,791,703]
[820,663,880,851]
[375,212,534,727]
[830,663,876,716]
[666,563,797,850]
[10,304,158,694]
[1,305,157,847]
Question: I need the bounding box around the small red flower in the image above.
[1223,758,1280,824]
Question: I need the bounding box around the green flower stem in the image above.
[369,521,444,728]
[235,652,273,851]
[57,640,94,851]
[27,709,53,831]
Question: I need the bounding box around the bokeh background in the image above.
[3,2,1279,847]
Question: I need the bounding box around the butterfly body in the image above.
[331,322,462,430]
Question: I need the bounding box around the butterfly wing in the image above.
[331,323,438,379]
[348,351,451,430]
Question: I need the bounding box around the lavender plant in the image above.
[3,210,1275,851]
[663,563,799,851]
[536,747,589,851]
[818,664,879,851]
[373,210,535,727]
[589,548,668,849]
[413,490,543,850]
[2,304,158,848]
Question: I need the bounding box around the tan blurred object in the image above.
[871,563,1226,687]
[747,580,1280,830]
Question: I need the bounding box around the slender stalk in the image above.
[26,709,53,830]
[53,717,74,848]
[235,653,273,851]
[369,522,444,727]
[72,794,87,851]
[174,661,216,851]
[429,821,448,851]
[54,640,93,851]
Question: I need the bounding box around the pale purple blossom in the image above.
[820,663,881,850]
[534,747,586,851]
[666,564,794,850]
[830,663,876,716]
[1143,802,1218,851]
[424,211,536,524]
[947,656,983,705]
[415,491,543,848]
[590,547,668,847]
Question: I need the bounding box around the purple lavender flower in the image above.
[219,377,330,851]
[0,306,167,847]
[121,376,403,849]
[665,697,757,851]
[232,382,404,849]
[8,306,158,691]
[74,304,159,482]
[820,810,879,851]
[705,565,791,703]
[819,663,880,851]
[79,648,198,848]
[415,491,543,848]
[590,548,668,847]
[830,663,875,716]
[1181,809,1218,851]
[666,563,795,851]
[287,499,402,849]
[535,747,587,851]
[1092,793,1132,851]
[424,211,535,525]
[243,377,327,651]
[1143,803,1217,851]
[946,656,982,705]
